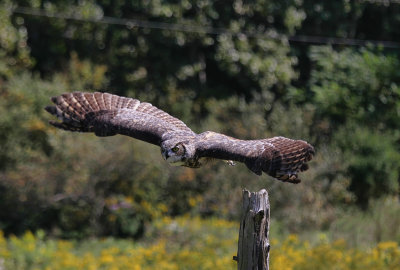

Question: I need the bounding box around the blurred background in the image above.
[0,0,399,269]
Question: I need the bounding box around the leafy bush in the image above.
[307,46,400,206]
[310,46,400,130]
[333,126,400,206]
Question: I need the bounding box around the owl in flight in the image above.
[45,92,314,184]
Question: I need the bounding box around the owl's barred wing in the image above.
[45,92,314,183]
[195,133,314,183]
[261,137,314,183]
[45,92,195,145]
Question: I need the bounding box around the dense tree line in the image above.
[0,0,399,238]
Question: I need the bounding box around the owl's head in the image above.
[160,138,197,167]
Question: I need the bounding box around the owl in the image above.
[45,92,314,183]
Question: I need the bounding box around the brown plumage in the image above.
[45,92,314,184]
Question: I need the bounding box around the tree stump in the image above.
[235,189,270,270]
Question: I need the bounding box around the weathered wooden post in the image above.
[234,189,270,270]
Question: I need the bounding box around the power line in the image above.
[289,35,400,48]
[14,6,231,36]
[13,6,400,49]
[363,0,400,4]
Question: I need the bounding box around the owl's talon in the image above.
[227,160,236,166]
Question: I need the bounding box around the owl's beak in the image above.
[162,151,168,160]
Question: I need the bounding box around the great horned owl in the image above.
[45,92,314,183]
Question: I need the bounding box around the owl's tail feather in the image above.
[45,92,133,136]
[263,137,315,184]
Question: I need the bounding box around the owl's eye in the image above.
[171,146,180,153]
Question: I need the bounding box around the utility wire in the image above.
[363,0,400,3]
[13,6,400,49]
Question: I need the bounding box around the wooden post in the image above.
[234,189,271,270]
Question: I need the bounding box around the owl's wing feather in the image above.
[195,132,314,183]
[45,92,195,145]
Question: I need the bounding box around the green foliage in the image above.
[0,73,55,170]
[0,0,399,248]
[334,126,400,206]
[0,1,32,78]
[306,46,400,205]
[310,46,400,129]
[14,0,301,100]
[299,0,400,41]
[331,196,400,247]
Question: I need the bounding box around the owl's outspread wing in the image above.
[46,92,314,183]
[194,132,314,183]
[45,92,195,145]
